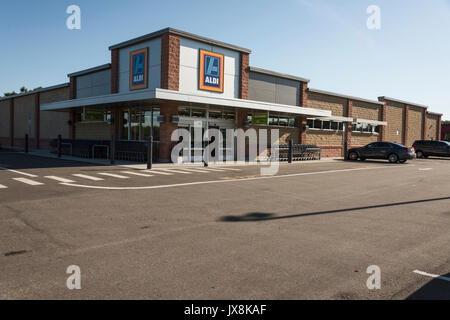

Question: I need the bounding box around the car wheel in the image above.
[399,160,407,164]
[416,151,425,158]
[388,153,399,163]
[348,152,358,161]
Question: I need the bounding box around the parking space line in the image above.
[180,168,210,173]
[154,169,192,174]
[413,270,450,282]
[0,184,7,189]
[215,167,242,171]
[199,168,226,172]
[144,170,173,176]
[0,167,38,178]
[73,174,104,181]
[419,168,433,171]
[98,173,130,179]
[121,171,154,177]
[44,176,76,183]
[12,178,44,186]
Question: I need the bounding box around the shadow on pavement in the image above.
[219,196,450,222]
[407,273,450,300]
[0,152,99,170]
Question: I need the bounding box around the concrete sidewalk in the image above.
[0,146,343,169]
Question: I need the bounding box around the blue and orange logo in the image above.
[199,49,224,93]
[129,48,148,90]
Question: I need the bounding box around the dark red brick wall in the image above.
[442,123,450,140]
[69,76,76,99]
[239,53,249,99]
[159,103,179,161]
[161,33,180,91]
[111,49,119,94]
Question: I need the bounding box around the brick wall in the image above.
[75,122,111,140]
[239,53,249,99]
[385,101,404,144]
[351,100,382,146]
[307,91,346,116]
[161,33,180,91]
[13,95,35,148]
[407,105,423,145]
[0,100,10,140]
[111,49,119,94]
[426,114,439,140]
[159,103,179,161]
[40,87,71,143]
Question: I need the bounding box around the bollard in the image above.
[344,141,348,160]
[203,140,208,167]
[288,140,293,164]
[110,135,116,165]
[57,135,62,158]
[25,134,29,154]
[147,136,153,170]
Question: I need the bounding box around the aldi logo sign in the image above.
[199,49,224,93]
[129,48,148,90]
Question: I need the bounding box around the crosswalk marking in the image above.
[215,167,242,171]
[0,184,7,189]
[73,174,104,181]
[121,171,153,177]
[153,169,192,174]
[199,168,226,172]
[0,167,38,178]
[98,173,130,179]
[44,176,75,183]
[12,178,44,186]
[145,170,173,176]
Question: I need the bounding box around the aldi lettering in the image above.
[129,48,148,90]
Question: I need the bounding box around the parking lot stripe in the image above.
[413,270,450,282]
[73,174,104,181]
[215,167,242,171]
[179,168,210,173]
[0,184,7,189]
[145,170,173,176]
[13,178,44,186]
[0,167,38,178]
[198,168,226,172]
[121,171,154,177]
[154,169,192,174]
[98,173,130,179]
[45,176,76,183]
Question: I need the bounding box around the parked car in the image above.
[347,142,415,164]
[412,140,450,158]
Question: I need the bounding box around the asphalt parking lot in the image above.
[0,150,449,300]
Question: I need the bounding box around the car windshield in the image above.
[443,141,450,146]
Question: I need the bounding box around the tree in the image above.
[20,86,28,93]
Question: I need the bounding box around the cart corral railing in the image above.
[274,143,322,162]
[49,139,159,163]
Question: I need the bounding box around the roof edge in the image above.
[68,63,111,78]
[249,66,310,83]
[378,96,428,109]
[0,83,69,101]
[309,88,384,105]
[109,27,252,53]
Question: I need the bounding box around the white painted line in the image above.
[12,178,44,186]
[0,167,38,178]
[0,184,7,189]
[121,171,154,177]
[62,166,408,191]
[215,167,242,171]
[419,168,433,171]
[413,270,450,282]
[154,169,192,174]
[144,170,173,176]
[179,168,210,173]
[73,174,104,181]
[199,168,226,172]
[98,173,130,179]
[44,176,75,183]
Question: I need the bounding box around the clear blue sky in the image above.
[1,0,449,119]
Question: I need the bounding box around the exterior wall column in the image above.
[345,99,353,150]
[299,82,309,144]
[237,110,248,129]
[161,33,180,91]
[239,53,250,100]
[437,115,442,140]
[422,108,428,140]
[69,111,76,139]
[111,49,119,94]
[34,93,40,149]
[9,99,14,147]
[403,105,409,146]
[110,106,120,139]
[159,103,179,162]
[69,76,76,99]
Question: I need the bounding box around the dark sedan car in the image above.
[347,142,415,163]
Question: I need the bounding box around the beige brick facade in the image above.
[307,92,345,116]
[0,100,10,138]
[40,87,71,141]
[426,114,439,140]
[407,106,424,145]
[385,102,404,144]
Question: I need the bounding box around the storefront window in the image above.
[120,107,160,142]
[209,110,222,119]
[178,107,190,117]
[192,108,206,118]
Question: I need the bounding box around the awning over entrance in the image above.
[40,88,332,118]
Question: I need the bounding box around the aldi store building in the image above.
[0,28,443,162]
